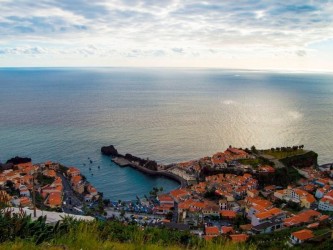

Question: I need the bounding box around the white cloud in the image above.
[0,0,332,69]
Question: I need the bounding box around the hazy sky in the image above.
[0,0,333,71]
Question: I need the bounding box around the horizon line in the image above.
[1,66,333,74]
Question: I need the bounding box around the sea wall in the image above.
[102,145,187,188]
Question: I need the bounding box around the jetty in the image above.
[112,157,131,167]
[104,148,187,188]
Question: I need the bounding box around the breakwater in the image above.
[102,146,187,188]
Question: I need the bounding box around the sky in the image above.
[0,0,333,71]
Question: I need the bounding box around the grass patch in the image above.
[262,149,305,160]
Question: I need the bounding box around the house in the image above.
[283,209,321,227]
[300,194,316,209]
[158,194,175,207]
[67,167,81,177]
[247,189,259,198]
[153,204,174,215]
[220,210,237,220]
[170,188,190,202]
[21,174,33,185]
[276,188,316,208]
[290,229,314,245]
[45,192,62,208]
[252,217,284,234]
[318,190,333,211]
[251,207,285,227]
[229,234,249,243]
[205,226,219,237]
[86,184,98,197]
[19,185,30,197]
[219,199,228,210]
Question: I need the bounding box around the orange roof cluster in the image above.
[302,184,316,192]
[170,188,189,200]
[67,167,81,175]
[255,207,284,220]
[291,229,314,241]
[284,209,321,227]
[191,182,207,194]
[246,197,272,208]
[158,194,174,203]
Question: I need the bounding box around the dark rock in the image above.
[101,145,119,156]
[6,156,31,165]
[0,163,14,170]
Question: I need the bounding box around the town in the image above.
[1,146,333,248]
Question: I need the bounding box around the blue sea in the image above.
[1,68,333,200]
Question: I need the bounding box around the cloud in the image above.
[0,0,332,68]
[295,50,307,57]
[171,48,184,54]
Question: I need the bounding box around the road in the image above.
[58,173,83,215]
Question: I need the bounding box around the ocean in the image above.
[0,68,333,200]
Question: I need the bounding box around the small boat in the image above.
[98,166,100,169]
[90,160,93,164]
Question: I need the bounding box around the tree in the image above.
[251,145,258,154]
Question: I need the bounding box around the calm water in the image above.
[1,68,333,200]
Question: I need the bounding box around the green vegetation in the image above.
[0,209,255,250]
[262,149,305,160]
[238,156,274,168]
[36,173,54,186]
[238,158,260,168]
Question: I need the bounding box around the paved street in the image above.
[58,173,83,215]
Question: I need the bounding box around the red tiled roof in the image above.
[284,210,321,226]
[291,229,313,241]
[230,234,249,242]
[205,226,219,235]
[48,192,62,206]
[220,210,237,218]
